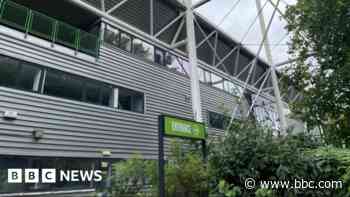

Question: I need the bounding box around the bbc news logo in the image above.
[8,169,102,183]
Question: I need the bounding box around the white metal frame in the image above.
[67,0,293,130]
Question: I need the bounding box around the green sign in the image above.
[163,116,206,140]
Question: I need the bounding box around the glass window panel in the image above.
[181,59,190,75]
[118,87,144,113]
[101,85,113,107]
[133,39,154,62]
[17,62,42,92]
[211,73,224,90]
[224,80,232,93]
[104,25,120,46]
[209,112,227,130]
[60,74,84,101]
[204,71,211,83]
[198,68,205,82]
[0,55,20,88]
[236,86,244,96]
[120,33,132,52]
[44,70,83,102]
[165,53,185,74]
[84,81,101,105]
[43,70,63,97]
[154,48,165,66]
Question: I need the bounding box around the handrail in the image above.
[0,0,100,57]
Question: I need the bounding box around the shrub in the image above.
[208,120,335,196]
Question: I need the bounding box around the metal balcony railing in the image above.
[0,0,100,57]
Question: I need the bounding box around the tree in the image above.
[283,0,350,145]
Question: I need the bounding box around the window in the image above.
[118,87,144,113]
[17,62,42,92]
[0,55,42,92]
[101,85,113,107]
[224,80,243,96]
[104,24,120,47]
[133,39,154,62]
[211,73,224,90]
[0,55,144,113]
[44,69,115,107]
[0,56,21,88]
[208,111,228,130]
[155,48,165,66]
[204,70,211,83]
[165,53,186,74]
[44,70,83,101]
[120,32,132,52]
[181,59,190,75]
[198,67,205,82]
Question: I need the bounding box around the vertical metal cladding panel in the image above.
[0,31,197,159]
[110,0,151,34]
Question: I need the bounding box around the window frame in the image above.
[0,54,145,114]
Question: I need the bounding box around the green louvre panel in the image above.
[29,11,55,40]
[79,30,99,56]
[0,0,29,31]
[56,21,77,49]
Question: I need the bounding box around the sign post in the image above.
[158,115,207,197]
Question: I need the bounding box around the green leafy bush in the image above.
[208,120,344,196]
[108,140,208,197]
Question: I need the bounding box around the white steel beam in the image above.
[256,0,287,132]
[171,18,185,45]
[107,0,129,14]
[150,0,154,35]
[69,0,188,58]
[253,69,269,87]
[185,0,202,122]
[246,69,271,117]
[227,0,281,130]
[154,12,185,38]
[214,46,238,68]
[196,30,216,48]
[171,39,188,49]
[192,0,211,9]
[101,0,105,11]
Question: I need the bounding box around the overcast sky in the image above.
[191,0,297,65]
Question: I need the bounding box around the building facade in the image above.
[0,0,299,195]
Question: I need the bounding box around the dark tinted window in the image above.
[0,55,41,92]
[0,55,143,112]
[17,62,42,91]
[119,87,144,113]
[208,111,228,130]
[44,70,83,101]
[155,48,165,66]
[0,56,20,87]
[101,86,113,107]
[84,81,101,105]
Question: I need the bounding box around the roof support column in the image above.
[185,0,202,122]
[255,0,287,132]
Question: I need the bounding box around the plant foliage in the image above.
[283,0,350,145]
